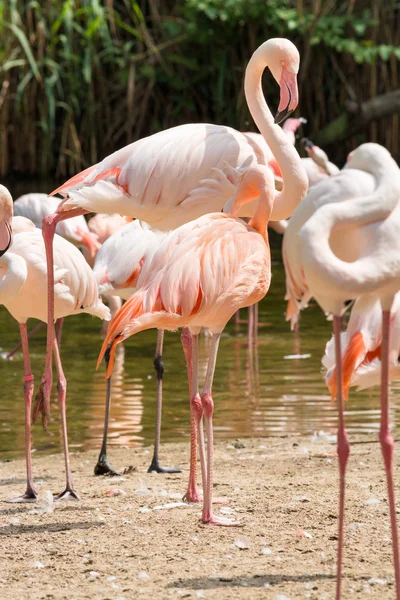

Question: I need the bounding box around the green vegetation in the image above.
[1,0,398,178]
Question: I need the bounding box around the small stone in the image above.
[103,488,126,497]
[234,537,250,550]
[138,571,150,580]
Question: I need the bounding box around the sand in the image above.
[1,434,399,599]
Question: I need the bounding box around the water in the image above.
[0,211,397,461]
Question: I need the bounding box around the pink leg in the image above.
[6,321,45,361]
[52,338,79,500]
[253,302,259,339]
[379,310,400,598]
[56,317,65,347]
[333,315,350,600]
[247,305,254,345]
[201,333,239,526]
[35,209,88,430]
[8,324,37,503]
[182,330,202,503]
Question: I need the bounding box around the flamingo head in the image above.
[0,185,13,256]
[283,117,307,134]
[302,138,330,171]
[346,143,392,169]
[266,39,300,124]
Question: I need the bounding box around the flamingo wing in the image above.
[50,124,263,230]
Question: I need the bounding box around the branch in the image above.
[311,89,400,147]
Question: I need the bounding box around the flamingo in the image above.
[87,213,132,245]
[39,38,308,416]
[283,143,383,331]
[6,192,100,359]
[93,220,180,475]
[13,193,100,257]
[0,184,13,255]
[322,293,400,396]
[297,143,400,598]
[302,138,339,185]
[2,218,110,502]
[244,116,306,188]
[97,164,274,525]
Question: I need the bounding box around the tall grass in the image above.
[1,0,399,178]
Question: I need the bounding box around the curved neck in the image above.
[245,46,308,220]
[0,253,27,306]
[249,186,273,239]
[301,159,400,300]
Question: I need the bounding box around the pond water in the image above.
[0,181,397,461]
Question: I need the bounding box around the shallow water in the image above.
[0,191,397,463]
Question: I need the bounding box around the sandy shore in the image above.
[1,434,399,599]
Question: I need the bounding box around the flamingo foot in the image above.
[7,490,38,503]
[201,513,241,527]
[55,488,80,501]
[94,454,121,477]
[147,457,181,474]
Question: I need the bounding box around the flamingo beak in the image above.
[0,221,13,257]
[302,137,315,157]
[275,66,299,125]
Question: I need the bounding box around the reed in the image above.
[0,0,399,178]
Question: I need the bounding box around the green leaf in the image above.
[7,22,41,82]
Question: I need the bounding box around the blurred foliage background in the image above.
[1,0,399,178]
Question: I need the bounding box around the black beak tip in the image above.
[302,137,314,150]
[274,107,293,125]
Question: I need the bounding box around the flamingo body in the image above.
[94,220,166,300]
[101,212,270,360]
[1,229,109,324]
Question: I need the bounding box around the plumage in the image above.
[2,221,110,504]
[14,193,100,257]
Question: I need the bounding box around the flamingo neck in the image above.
[249,187,273,239]
[244,46,308,220]
[300,157,400,310]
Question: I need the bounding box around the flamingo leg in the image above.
[52,337,79,500]
[182,330,203,503]
[94,345,120,476]
[56,317,65,347]
[8,323,37,503]
[379,309,400,598]
[334,315,350,600]
[247,305,254,345]
[36,208,89,430]
[148,329,181,474]
[253,302,259,340]
[201,333,239,526]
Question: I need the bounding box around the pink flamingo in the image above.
[0,184,13,255]
[93,220,181,475]
[301,138,339,185]
[322,292,400,397]
[87,213,132,245]
[298,143,400,598]
[7,193,100,359]
[98,164,274,525]
[283,143,383,331]
[13,193,100,257]
[244,117,306,187]
[39,38,308,417]
[2,218,110,502]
